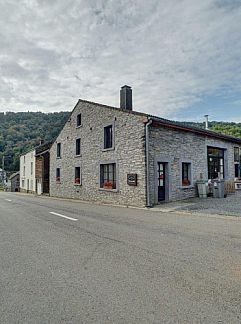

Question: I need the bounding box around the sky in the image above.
[0,0,241,122]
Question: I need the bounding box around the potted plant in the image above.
[103,181,113,189]
[75,177,80,184]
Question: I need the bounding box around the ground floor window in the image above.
[75,167,81,184]
[56,168,60,182]
[234,147,240,178]
[207,147,224,179]
[100,163,116,189]
[182,162,191,186]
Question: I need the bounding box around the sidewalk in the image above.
[152,191,241,217]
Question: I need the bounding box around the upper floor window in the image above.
[76,138,81,156]
[77,114,81,127]
[23,166,25,176]
[104,125,113,149]
[234,147,239,162]
[24,156,25,164]
[31,162,33,175]
[57,143,61,158]
[182,162,191,186]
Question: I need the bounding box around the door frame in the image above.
[154,156,171,204]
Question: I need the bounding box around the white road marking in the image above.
[49,211,78,221]
[5,199,12,202]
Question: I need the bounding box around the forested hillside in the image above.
[0,111,70,171]
[0,110,241,172]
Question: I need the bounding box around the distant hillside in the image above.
[0,111,70,171]
[0,111,241,172]
[183,121,241,138]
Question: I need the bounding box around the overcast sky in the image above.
[0,0,241,121]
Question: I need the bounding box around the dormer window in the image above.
[77,114,81,127]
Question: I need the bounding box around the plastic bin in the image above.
[196,180,208,198]
[212,179,225,198]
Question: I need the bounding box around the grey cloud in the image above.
[0,0,240,119]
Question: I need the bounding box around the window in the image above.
[22,180,24,188]
[76,138,81,156]
[104,125,113,149]
[56,168,60,182]
[77,114,81,127]
[207,146,224,179]
[23,166,25,176]
[234,147,240,178]
[24,156,25,163]
[57,143,61,158]
[182,162,191,186]
[100,163,116,189]
[31,162,33,175]
[75,167,81,184]
[234,147,239,162]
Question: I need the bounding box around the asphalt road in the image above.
[1,192,241,323]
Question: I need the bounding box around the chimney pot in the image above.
[204,115,209,130]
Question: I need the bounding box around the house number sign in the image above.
[127,173,137,186]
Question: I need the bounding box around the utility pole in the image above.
[1,156,4,189]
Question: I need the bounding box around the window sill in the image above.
[99,188,118,193]
[56,156,61,159]
[56,182,61,184]
[74,183,82,186]
[179,185,194,190]
[75,155,82,158]
[102,147,115,152]
[76,125,82,129]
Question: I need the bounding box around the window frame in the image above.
[74,166,81,185]
[99,160,118,191]
[207,146,225,179]
[103,121,115,151]
[56,168,61,183]
[76,113,82,127]
[75,138,81,156]
[234,147,240,178]
[57,143,61,158]
[180,160,193,188]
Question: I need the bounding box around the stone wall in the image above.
[148,125,240,205]
[49,100,147,207]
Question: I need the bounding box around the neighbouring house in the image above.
[49,86,241,207]
[0,168,10,190]
[20,149,36,193]
[35,141,53,195]
[9,172,20,192]
[19,141,53,195]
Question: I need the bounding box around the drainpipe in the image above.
[145,118,153,207]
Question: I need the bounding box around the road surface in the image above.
[0,192,241,323]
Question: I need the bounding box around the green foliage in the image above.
[0,111,70,171]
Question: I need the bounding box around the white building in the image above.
[20,149,36,193]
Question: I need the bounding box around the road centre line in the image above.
[49,211,78,221]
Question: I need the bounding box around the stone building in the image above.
[49,86,241,207]
[20,149,36,193]
[19,141,53,195]
[9,171,20,192]
[35,141,53,195]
